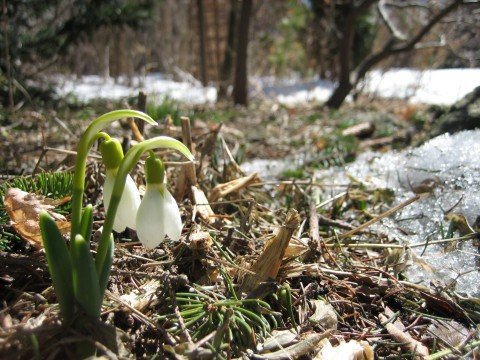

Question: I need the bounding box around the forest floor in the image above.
[0,95,479,359]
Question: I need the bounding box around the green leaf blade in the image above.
[72,234,102,319]
[39,211,74,322]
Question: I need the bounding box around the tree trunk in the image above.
[196,0,208,86]
[324,0,462,109]
[218,0,238,99]
[232,0,252,106]
[325,81,353,109]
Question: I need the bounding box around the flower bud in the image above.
[145,154,165,185]
[100,138,124,170]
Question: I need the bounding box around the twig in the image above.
[309,201,320,246]
[316,191,348,209]
[168,284,193,344]
[426,339,480,360]
[324,194,423,241]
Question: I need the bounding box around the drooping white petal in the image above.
[136,186,166,249]
[103,171,115,210]
[161,187,182,242]
[136,184,183,249]
[103,171,141,232]
[116,174,141,231]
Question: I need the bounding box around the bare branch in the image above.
[378,0,408,40]
[353,0,463,84]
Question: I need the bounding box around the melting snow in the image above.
[54,73,217,104]
[315,130,480,296]
[54,68,480,106]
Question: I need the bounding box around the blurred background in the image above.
[1,0,479,109]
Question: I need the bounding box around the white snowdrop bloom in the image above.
[136,183,182,249]
[101,136,142,232]
[103,170,141,233]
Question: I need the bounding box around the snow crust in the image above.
[55,73,217,104]
[315,130,480,296]
[54,68,480,106]
[363,68,480,105]
[262,68,480,106]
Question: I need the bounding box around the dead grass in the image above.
[0,99,478,359]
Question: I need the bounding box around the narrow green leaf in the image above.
[39,211,74,322]
[98,234,114,299]
[79,204,94,244]
[72,234,102,318]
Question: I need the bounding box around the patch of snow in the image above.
[241,158,298,180]
[362,68,480,105]
[256,68,480,106]
[257,77,337,106]
[54,68,479,106]
[54,73,217,104]
[315,130,480,296]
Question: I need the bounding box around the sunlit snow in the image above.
[55,68,480,106]
[55,73,217,104]
[315,130,480,296]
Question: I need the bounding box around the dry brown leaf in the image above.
[3,188,71,248]
[284,237,308,259]
[209,172,260,202]
[240,210,300,293]
[309,300,338,330]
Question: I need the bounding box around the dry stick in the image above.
[324,194,423,242]
[250,180,349,188]
[239,199,254,234]
[253,331,332,360]
[316,191,348,209]
[328,233,478,250]
[205,255,256,275]
[309,200,320,247]
[105,290,165,335]
[176,117,197,200]
[105,291,153,325]
[32,119,49,175]
[181,117,197,186]
[42,147,101,159]
[135,91,147,136]
[379,313,429,358]
[168,285,193,344]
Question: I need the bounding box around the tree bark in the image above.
[218,0,238,99]
[325,0,376,109]
[197,0,208,86]
[232,0,253,106]
[325,0,463,109]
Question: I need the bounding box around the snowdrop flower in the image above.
[101,137,141,232]
[136,154,182,249]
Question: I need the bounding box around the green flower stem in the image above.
[70,110,156,237]
[95,136,194,288]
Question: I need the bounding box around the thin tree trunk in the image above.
[232,0,252,106]
[197,0,208,85]
[2,0,14,112]
[325,0,376,109]
[218,0,238,99]
[326,0,461,109]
